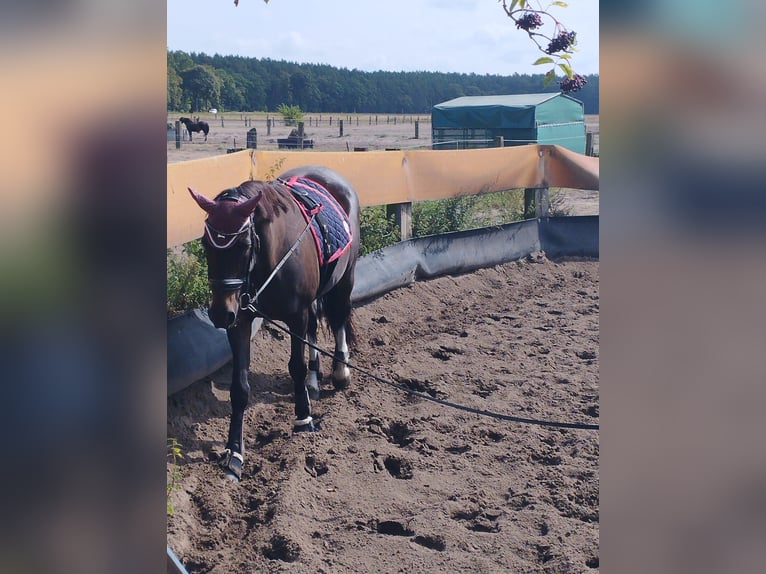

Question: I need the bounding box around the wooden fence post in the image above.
[221,116,225,127]
[387,203,413,241]
[494,135,504,147]
[298,122,305,149]
[585,132,594,156]
[339,119,344,137]
[524,187,550,218]
[267,118,271,135]
[415,120,419,139]
[246,128,257,149]
[537,187,549,217]
[175,120,181,149]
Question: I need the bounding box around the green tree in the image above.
[181,65,222,113]
[218,69,246,111]
[167,66,184,112]
[277,103,303,126]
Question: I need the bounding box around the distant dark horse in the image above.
[189,165,361,481]
[179,116,209,141]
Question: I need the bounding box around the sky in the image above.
[167,0,598,76]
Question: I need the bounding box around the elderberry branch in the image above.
[500,0,586,94]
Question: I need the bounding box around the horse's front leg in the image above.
[288,312,316,433]
[222,318,252,481]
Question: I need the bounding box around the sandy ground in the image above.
[167,256,599,573]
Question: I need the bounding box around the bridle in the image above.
[203,193,317,321]
[204,215,258,295]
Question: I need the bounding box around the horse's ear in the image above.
[188,187,217,213]
[233,188,263,217]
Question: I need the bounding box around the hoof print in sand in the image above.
[413,534,447,551]
[383,454,413,479]
[452,508,502,533]
[386,420,416,447]
[304,455,329,478]
[375,520,414,537]
[263,533,301,563]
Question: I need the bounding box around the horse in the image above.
[188,165,361,481]
[179,116,209,142]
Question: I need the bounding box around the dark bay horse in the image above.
[188,165,360,481]
[179,116,209,141]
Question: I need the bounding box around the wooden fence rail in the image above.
[167,144,599,248]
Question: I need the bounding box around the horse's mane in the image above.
[237,180,290,221]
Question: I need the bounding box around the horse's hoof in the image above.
[293,417,319,433]
[218,449,243,481]
[332,376,350,391]
[307,386,320,401]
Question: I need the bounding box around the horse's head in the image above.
[188,186,263,329]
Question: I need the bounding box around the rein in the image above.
[240,212,316,314]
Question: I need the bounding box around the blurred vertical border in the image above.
[0,1,167,572]
[602,1,766,573]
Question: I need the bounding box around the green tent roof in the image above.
[432,93,583,130]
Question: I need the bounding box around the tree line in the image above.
[168,50,599,115]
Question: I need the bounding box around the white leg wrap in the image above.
[294,416,313,427]
[333,327,350,380]
[306,370,320,394]
[221,448,243,464]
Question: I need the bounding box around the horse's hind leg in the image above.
[305,301,322,400]
[288,311,316,432]
[326,273,354,390]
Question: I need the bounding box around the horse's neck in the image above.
[253,194,298,268]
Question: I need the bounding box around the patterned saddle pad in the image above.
[281,176,353,267]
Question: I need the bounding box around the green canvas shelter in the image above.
[431,93,586,153]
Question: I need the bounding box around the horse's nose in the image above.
[209,306,237,330]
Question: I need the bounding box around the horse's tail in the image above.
[345,309,357,350]
[316,293,356,350]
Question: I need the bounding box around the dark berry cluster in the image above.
[546,31,577,54]
[516,12,543,31]
[559,74,587,93]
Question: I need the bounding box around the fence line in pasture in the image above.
[169,114,431,128]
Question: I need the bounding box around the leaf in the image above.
[558,53,572,60]
[550,1,568,7]
[558,62,574,78]
[543,69,556,87]
[533,57,555,66]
